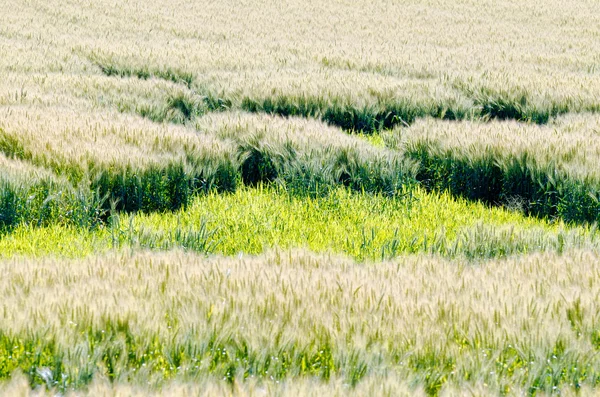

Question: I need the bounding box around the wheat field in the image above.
[1,0,600,395]
[1,250,600,395]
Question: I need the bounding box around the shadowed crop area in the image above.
[391,114,600,224]
[2,0,600,395]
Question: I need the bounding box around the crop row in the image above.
[3,105,600,230]
[394,115,600,224]
[0,249,599,394]
[0,106,414,230]
[95,57,600,132]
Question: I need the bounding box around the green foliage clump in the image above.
[0,178,106,232]
[405,143,600,224]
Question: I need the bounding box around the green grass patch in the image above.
[131,186,594,260]
[0,224,111,258]
[1,187,595,260]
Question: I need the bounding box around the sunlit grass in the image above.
[133,186,582,260]
[0,224,111,258]
[1,186,595,260]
